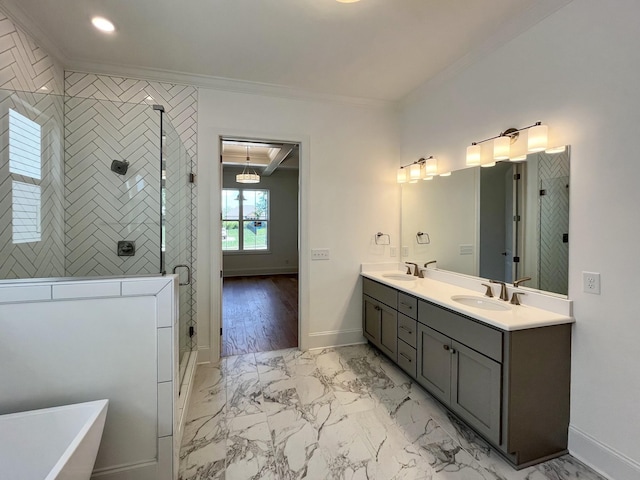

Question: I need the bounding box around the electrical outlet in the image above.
[311,248,330,260]
[390,246,397,257]
[583,271,601,294]
[401,246,409,257]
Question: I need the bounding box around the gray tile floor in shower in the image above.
[179,344,607,480]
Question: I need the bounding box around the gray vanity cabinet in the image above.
[417,300,502,444]
[415,324,451,404]
[416,323,502,444]
[362,277,571,468]
[450,339,502,445]
[362,279,398,361]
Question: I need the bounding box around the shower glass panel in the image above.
[0,88,65,278]
[0,87,195,392]
[64,96,161,276]
[161,114,195,391]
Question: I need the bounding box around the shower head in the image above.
[110,159,129,175]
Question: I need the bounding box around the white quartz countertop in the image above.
[361,271,574,331]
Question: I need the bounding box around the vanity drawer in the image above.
[398,292,418,319]
[398,314,417,348]
[397,339,416,378]
[363,278,397,309]
[418,300,503,363]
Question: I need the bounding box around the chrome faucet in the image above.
[423,260,437,269]
[513,277,532,288]
[405,262,420,277]
[490,279,509,301]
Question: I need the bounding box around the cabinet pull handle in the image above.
[400,302,413,309]
[399,325,412,333]
[443,345,450,351]
[374,306,381,311]
[399,352,412,362]
[450,348,456,354]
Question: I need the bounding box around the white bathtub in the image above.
[0,399,108,480]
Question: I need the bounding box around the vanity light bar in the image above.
[466,122,548,167]
[397,156,438,184]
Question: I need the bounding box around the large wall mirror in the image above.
[401,147,570,296]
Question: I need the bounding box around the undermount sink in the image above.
[382,273,417,282]
[451,295,511,311]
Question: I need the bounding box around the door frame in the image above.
[210,128,310,361]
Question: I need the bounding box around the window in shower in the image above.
[9,108,42,244]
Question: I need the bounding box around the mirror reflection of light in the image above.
[545,146,566,154]
[136,175,145,192]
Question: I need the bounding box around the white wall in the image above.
[0,276,179,480]
[399,1,640,478]
[222,166,299,276]
[197,89,399,361]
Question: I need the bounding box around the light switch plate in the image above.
[401,246,409,257]
[311,248,330,260]
[583,271,601,294]
[390,246,397,257]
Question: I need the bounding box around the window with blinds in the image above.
[9,109,41,179]
[9,109,42,244]
[12,181,41,243]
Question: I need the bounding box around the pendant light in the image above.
[236,146,260,184]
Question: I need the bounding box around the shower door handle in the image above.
[172,264,191,286]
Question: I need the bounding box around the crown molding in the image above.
[0,0,70,66]
[400,0,574,107]
[66,59,397,109]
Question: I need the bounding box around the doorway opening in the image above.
[219,137,300,357]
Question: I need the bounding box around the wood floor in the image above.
[222,274,298,357]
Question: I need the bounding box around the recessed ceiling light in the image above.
[92,16,115,33]
[336,0,360,3]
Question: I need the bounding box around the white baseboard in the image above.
[306,328,366,350]
[91,460,158,480]
[223,267,298,277]
[197,346,211,364]
[569,425,640,480]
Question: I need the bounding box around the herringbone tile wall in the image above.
[0,11,198,349]
[65,71,198,351]
[64,96,161,276]
[537,150,570,295]
[0,12,65,278]
[0,90,65,278]
[0,13,64,94]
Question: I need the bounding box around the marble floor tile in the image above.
[187,365,227,421]
[180,413,228,480]
[226,413,278,480]
[354,407,433,480]
[224,353,258,378]
[226,371,263,417]
[181,343,608,480]
[269,407,329,479]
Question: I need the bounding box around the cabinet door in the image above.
[450,340,502,445]
[416,324,451,405]
[379,302,397,361]
[363,295,381,345]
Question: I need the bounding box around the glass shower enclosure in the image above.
[0,87,195,390]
